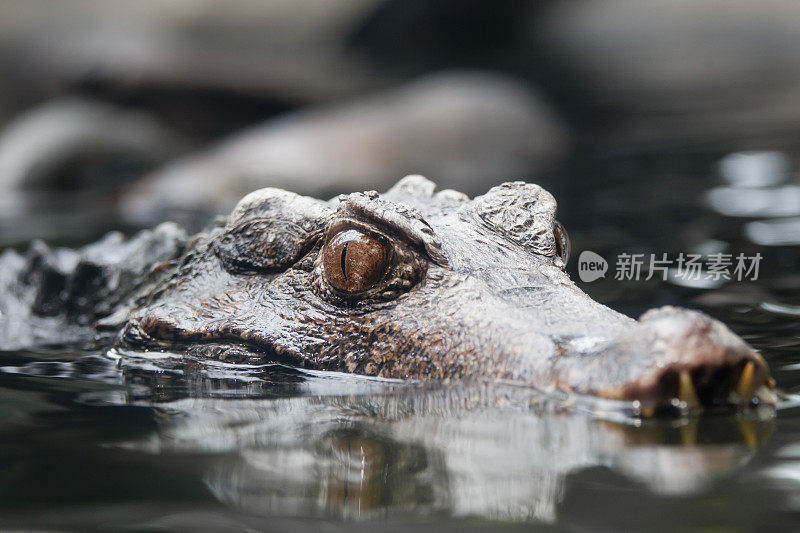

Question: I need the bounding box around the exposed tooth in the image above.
[735,362,756,403]
[679,370,700,407]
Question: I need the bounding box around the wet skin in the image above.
[113,175,775,415]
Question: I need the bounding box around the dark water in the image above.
[2,152,800,531]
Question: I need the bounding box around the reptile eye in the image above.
[323,228,389,294]
[554,220,570,265]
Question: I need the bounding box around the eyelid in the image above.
[326,219,388,245]
[325,219,408,256]
[337,194,447,265]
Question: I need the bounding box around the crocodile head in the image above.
[117,175,775,414]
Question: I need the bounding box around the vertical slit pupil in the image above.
[341,241,349,281]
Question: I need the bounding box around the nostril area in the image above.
[620,306,777,413]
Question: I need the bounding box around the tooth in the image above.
[679,371,700,407]
[735,362,756,403]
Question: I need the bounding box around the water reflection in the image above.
[717,152,790,189]
[0,349,779,524]
[706,150,800,245]
[204,424,447,520]
[136,396,774,521]
[85,354,775,522]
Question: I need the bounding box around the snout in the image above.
[553,306,776,414]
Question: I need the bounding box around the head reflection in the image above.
[115,354,774,523]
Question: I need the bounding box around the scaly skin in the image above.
[0,175,774,414]
[113,175,774,414]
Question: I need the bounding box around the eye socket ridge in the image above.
[215,218,321,274]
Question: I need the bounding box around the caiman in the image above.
[0,175,776,415]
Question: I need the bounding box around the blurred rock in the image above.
[534,0,800,151]
[0,0,385,120]
[0,98,185,245]
[121,71,568,225]
[0,98,182,193]
[5,1,800,156]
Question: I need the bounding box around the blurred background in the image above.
[4,1,800,530]
[4,0,800,315]
[2,0,800,240]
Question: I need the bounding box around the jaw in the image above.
[549,307,776,415]
[118,307,317,369]
[118,303,777,418]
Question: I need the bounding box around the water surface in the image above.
[1,152,800,531]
